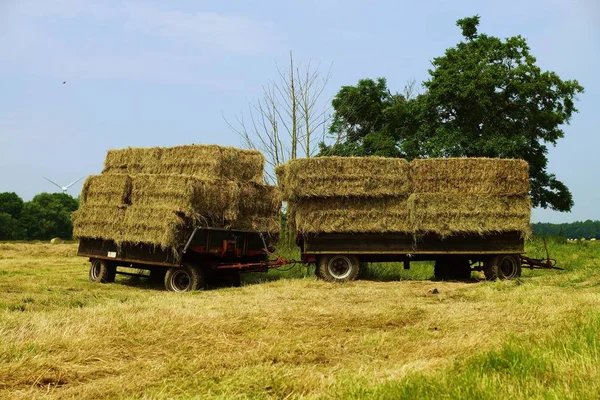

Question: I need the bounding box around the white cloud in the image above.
[0,1,278,83]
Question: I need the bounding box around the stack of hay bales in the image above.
[277,157,412,233]
[277,156,531,238]
[73,145,281,252]
[408,158,531,237]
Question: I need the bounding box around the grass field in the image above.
[1,239,599,399]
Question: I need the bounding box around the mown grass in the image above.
[0,238,599,399]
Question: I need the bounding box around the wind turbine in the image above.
[43,176,84,194]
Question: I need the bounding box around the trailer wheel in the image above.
[164,263,205,292]
[89,259,116,283]
[484,255,522,281]
[317,255,360,283]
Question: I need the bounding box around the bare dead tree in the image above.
[225,52,332,183]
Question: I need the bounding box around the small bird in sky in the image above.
[62,81,66,84]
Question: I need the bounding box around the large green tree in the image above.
[0,192,25,240]
[322,78,407,157]
[323,16,584,212]
[20,193,79,240]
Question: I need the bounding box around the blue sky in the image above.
[0,0,598,222]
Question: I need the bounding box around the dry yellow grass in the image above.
[0,241,599,399]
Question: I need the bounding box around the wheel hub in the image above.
[500,257,517,278]
[91,262,100,280]
[172,270,191,291]
[328,257,352,280]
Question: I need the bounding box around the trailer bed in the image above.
[301,231,524,260]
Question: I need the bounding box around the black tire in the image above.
[317,255,360,283]
[164,263,205,292]
[314,262,323,279]
[484,254,522,281]
[89,259,116,283]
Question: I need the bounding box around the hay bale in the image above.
[411,158,529,195]
[219,146,265,183]
[408,193,531,237]
[292,197,410,233]
[278,157,411,199]
[236,215,281,235]
[119,206,188,250]
[72,205,127,243]
[131,175,240,222]
[103,147,162,175]
[103,145,265,182]
[151,145,225,178]
[238,183,282,217]
[80,174,132,206]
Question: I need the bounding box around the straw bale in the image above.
[238,183,282,217]
[292,197,410,233]
[279,157,411,199]
[130,175,240,222]
[219,146,265,183]
[103,147,162,175]
[80,174,131,206]
[275,165,286,191]
[103,145,264,182]
[411,158,529,195]
[149,145,223,178]
[119,206,188,250]
[236,215,281,235]
[408,193,531,237]
[72,205,126,242]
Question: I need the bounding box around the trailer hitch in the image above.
[520,238,563,271]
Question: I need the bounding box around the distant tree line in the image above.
[532,221,600,239]
[0,192,78,240]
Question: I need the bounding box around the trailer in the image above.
[298,231,560,282]
[78,227,292,292]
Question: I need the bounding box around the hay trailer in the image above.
[78,228,289,292]
[298,231,559,282]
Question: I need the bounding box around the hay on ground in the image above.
[291,197,410,233]
[72,205,127,243]
[130,175,240,222]
[80,174,132,206]
[408,193,531,238]
[411,158,529,195]
[278,157,411,199]
[104,145,265,182]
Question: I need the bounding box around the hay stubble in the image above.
[1,242,599,399]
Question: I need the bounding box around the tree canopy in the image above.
[0,192,79,240]
[321,15,584,212]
